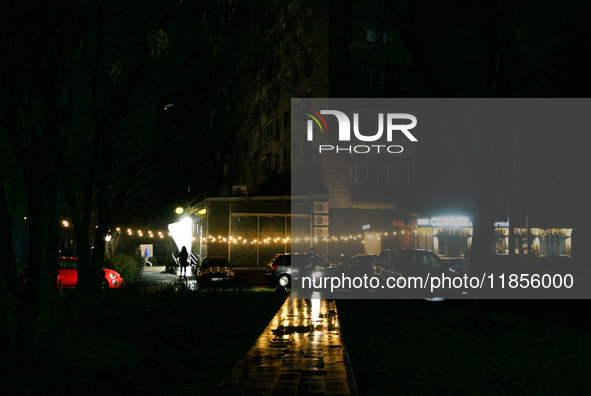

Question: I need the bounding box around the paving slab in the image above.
[219,296,355,395]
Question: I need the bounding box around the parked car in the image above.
[20,256,123,290]
[197,257,234,285]
[323,254,378,279]
[372,249,450,298]
[265,253,331,288]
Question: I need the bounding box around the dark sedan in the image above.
[321,254,378,280]
[372,249,452,298]
[197,258,234,285]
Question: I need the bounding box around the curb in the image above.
[335,300,359,396]
[216,293,291,394]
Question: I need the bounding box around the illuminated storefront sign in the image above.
[417,216,472,228]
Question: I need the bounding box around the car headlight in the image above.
[109,273,116,279]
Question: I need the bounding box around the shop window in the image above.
[230,216,258,267]
[559,236,567,255]
[540,236,549,256]
[438,235,446,255]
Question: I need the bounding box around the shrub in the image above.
[104,254,144,285]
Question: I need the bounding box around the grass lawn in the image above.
[337,299,591,396]
[3,289,286,396]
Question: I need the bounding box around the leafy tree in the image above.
[0,0,85,361]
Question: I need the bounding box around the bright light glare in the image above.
[168,217,193,253]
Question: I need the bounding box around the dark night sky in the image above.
[403,0,591,227]
[137,0,591,234]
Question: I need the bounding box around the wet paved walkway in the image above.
[219,295,354,395]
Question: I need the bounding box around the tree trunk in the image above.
[0,175,19,299]
[18,150,61,365]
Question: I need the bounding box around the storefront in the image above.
[414,216,573,258]
[188,196,293,267]
[493,224,572,257]
[414,217,473,259]
[185,196,420,266]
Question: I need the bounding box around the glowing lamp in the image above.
[168,217,193,253]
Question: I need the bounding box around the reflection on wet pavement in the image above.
[219,295,352,395]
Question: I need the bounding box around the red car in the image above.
[21,257,123,290]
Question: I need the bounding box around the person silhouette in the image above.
[178,246,189,277]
